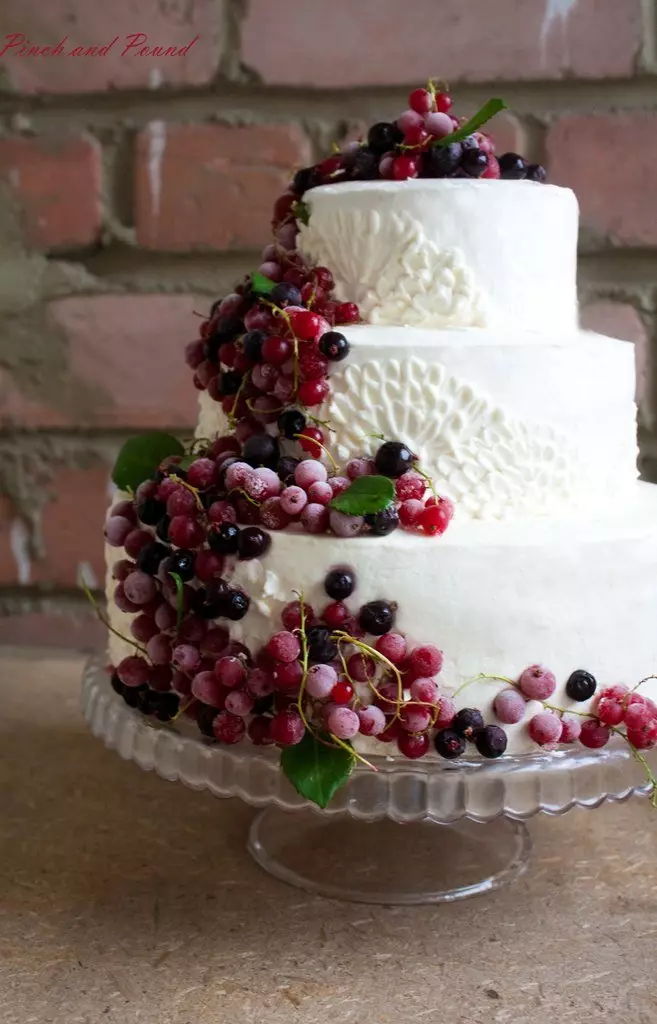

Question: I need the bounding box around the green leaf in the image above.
[330,475,395,516]
[434,98,508,147]
[168,571,184,629]
[281,732,354,808]
[178,453,197,471]
[291,199,310,226]
[251,272,277,295]
[112,432,184,491]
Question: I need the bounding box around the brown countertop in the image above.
[1,648,656,1024]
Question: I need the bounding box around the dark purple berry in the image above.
[291,166,322,195]
[197,704,221,737]
[277,455,300,485]
[374,441,415,478]
[365,505,399,536]
[349,146,380,180]
[324,567,356,600]
[194,580,230,619]
[498,152,528,180]
[451,708,485,739]
[271,282,303,307]
[565,669,597,702]
[278,409,306,440]
[218,371,243,396]
[123,684,148,709]
[166,549,195,581]
[209,522,240,555]
[224,588,250,620]
[461,147,489,178]
[526,163,547,183]
[319,331,350,362]
[242,433,280,469]
[155,691,180,722]
[358,600,396,636]
[475,725,508,758]
[367,123,404,155]
[306,626,338,663]
[155,515,171,543]
[137,541,169,576]
[136,688,161,716]
[434,729,466,760]
[419,142,463,178]
[242,330,266,362]
[138,497,166,526]
[238,526,271,560]
[110,672,125,697]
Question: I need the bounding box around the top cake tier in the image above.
[297,179,578,332]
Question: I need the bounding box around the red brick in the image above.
[0,134,102,250]
[34,464,110,588]
[241,0,642,86]
[547,115,657,246]
[0,497,21,585]
[0,369,70,429]
[0,611,105,650]
[0,0,225,94]
[48,295,200,428]
[135,122,312,252]
[581,300,648,407]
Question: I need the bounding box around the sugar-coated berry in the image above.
[347,652,376,683]
[346,457,375,480]
[123,571,156,606]
[565,669,597,702]
[146,633,172,666]
[357,705,387,736]
[399,499,424,528]
[273,660,303,694]
[331,680,354,705]
[208,500,237,525]
[224,461,253,490]
[624,702,655,731]
[475,725,508,759]
[579,719,611,749]
[224,690,254,718]
[131,614,158,644]
[434,728,465,760]
[295,459,328,489]
[375,632,407,665]
[301,503,330,533]
[259,497,291,531]
[172,644,201,675]
[105,515,133,547]
[359,600,396,636]
[307,480,333,506]
[397,731,430,759]
[375,441,415,478]
[434,696,456,728]
[559,715,582,743]
[451,708,484,739]
[269,711,305,746]
[518,664,557,701]
[410,677,439,705]
[329,510,364,538]
[493,688,527,725]
[214,655,247,688]
[327,705,360,740]
[117,655,150,688]
[166,487,197,517]
[186,458,217,490]
[424,111,454,137]
[596,696,625,726]
[409,644,444,678]
[399,705,432,733]
[626,718,657,750]
[419,504,450,536]
[280,485,308,516]
[281,599,315,631]
[169,515,206,549]
[266,630,301,664]
[306,663,338,699]
[212,710,246,744]
[253,466,281,497]
[528,711,563,746]
[322,601,350,630]
[395,472,425,502]
[324,568,356,600]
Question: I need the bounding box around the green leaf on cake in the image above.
[435,97,508,147]
[291,199,310,226]
[112,432,185,491]
[168,572,184,629]
[330,475,395,516]
[251,272,277,295]
[281,731,355,808]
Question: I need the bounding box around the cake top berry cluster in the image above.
[291,84,546,192]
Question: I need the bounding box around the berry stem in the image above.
[332,631,405,720]
[293,433,339,472]
[610,724,657,806]
[228,370,250,427]
[169,696,196,724]
[79,575,147,656]
[170,474,204,512]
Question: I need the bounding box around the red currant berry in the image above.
[313,266,334,291]
[266,630,301,664]
[185,339,205,369]
[248,715,274,746]
[322,601,351,630]
[395,472,425,502]
[298,378,330,407]
[408,87,433,114]
[261,335,292,365]
[272,191,298,225]
[392,155,419,180]
[269,710,305,746]
[281,600,315,631]
[331,680,355,705]
[404,124,430,147]
[579,719,611,749]
[273,660,303,694]
[288,308,322,341]
[399,499,424,528]
[435,92,452,113]
[298,351,329,382]
[298,426,324,457]
[397,731,430,759]
[212,710,246,744]
[419,504,450,536]
[334,302,359,324]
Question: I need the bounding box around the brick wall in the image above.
[1,0,657,645]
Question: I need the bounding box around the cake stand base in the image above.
[248,808,531,905]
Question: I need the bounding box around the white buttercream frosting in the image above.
[298,180,579,331]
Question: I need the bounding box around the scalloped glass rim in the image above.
[82,654,655,824]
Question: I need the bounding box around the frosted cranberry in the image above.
[177,616,207,644]
[518,665,557,701]
[251,362,279,393]
[117,655,150,688]
[331,680,354,705]
[186,458,217,490]
[599,684,629,701]
[399,705,432,733]
[281,600,315,631]
[298,378,329,407]
[214,656,247,689]
[307,481,332,505]
[123,571,156,606]
[124,529,153,560]
[399,499,424,528]
[280,486,308,516]
[346,457,375,480]
[225,461,254,490]
[146,633,172,666]
[426,495,455,521]
[154,603,177,631]
[395,473,425,502]
[560,715,582,743]
[248,716,274,746]
[329,510,364,538]
[275,222,297,250]
[295,459,327,489]
[528,711,562,746]
[397,108,424,133]
[301,503,330,533]
[306,663,338,699]
[166,487,196,518]
[298,351,329,381]
[597,697,625,726]
[258,261,283,282]
[208,501,237,527]
[259,497,291,530]
[112,559,135,582]
[375,632,407,665]
[326,705,360,740]
[246,667,275,699]
[419,504,450,536]
[172,644,201,675]
[191,671,225,707]
[253,467,282,498]
[105,516,133,547]
[345,652,374,683]
[334,302,359,324]
[410,677,440,705]
[273,660,303,694]
[392,154,419,180]
[357,705,387,736]
[130,614,158,644]
[493,689,526,725]
[579,719,611,749]
[267,630,301,664]
[201,627,230,658]
[397,731,430,759]
[169,515,206,549]
[627,718,657,749]
[270,711,305,746]
[328,476,350,497]
[322,601,350,630]
[625,703,655,730]
[424,111,454,137]
[210,436,241,459]
[434,697,456,728]
[113,582,140,614]
[185,338,205,369]
[225,690,255,718]
[213,711,246,744]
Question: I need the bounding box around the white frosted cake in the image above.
[102,87,657,805]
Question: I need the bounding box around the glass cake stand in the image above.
[81,653,654,905]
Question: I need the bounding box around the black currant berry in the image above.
[271,282,302,307]
[242,433,280,469]
[136,688,161,715]
[223,589,250,620]
[324,567,356,600]
[475,725,508,759]
[277,456,300,485]
[123,684,147,709]
[461,147,488,178]
[498,152,528,179]
[218,370,243,396]
[367,122,404,154]
[209,522,241,555]
[526,163,547,183]
[306,626,338,663]
[137,497,166,526]
[292,165,322,195]
[110,672,125,697]
[252,693,274,715]
[137,541,169,576]
[196,703,221,737]
[194,580,230,619]
[419,142,462,178]
[565,669,597,702]
[155,515,171,543]
[209,298,222,318]
[166,549,196,581]
[348,146,380,180]
[154,691,180,723]
[358,600,396,636]
[451,708,485,739]
[204,316,244,361]
[242,329,266,362]
[238,526,271,560]
[318,331,350,361]
[434,729,466,760]
[365,505,399,536]
[278,409,306,440]
[374,441,415,478]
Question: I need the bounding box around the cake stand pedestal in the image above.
[82,654,654,905]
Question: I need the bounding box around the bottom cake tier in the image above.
[106,482,657,756]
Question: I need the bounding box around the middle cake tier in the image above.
[197,325,638,520]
